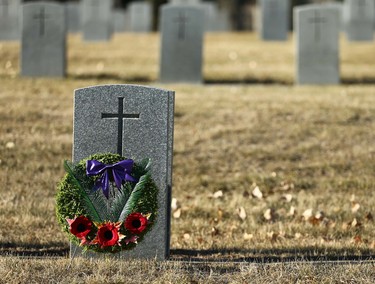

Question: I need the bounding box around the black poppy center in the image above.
[132,219,141,229]
[104,230,113,240]
[77,223,86,233]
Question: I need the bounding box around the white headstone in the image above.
[21,2,66,78]
[295,5,340,85]
[129,2,152,33]
[82,0,113,41]
[0,0,21,41]
[159,3,205,83]
[258,0,290,41]
[343,0,375,41]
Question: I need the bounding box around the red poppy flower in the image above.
[125,213,148,234]
[91,222,124,248]
[67,216,92,239]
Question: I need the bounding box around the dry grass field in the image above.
[0,32,374,283]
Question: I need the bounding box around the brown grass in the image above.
[0,32,374,282]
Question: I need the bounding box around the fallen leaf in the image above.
[173,208,181,219]
[171,198,178,210]
[211,190,223,199]
[351,203,360,213]
[352,235,362,244]
[243,233,253,240]
[350,194,356,202]
[295,233,302,239]
[288,206,297,217]
[252,186,263,199]
[282,194,293,203]
[263,208,274,221]
[6,142,15,149]
[351,218,362,228]
[183,233,190,241]
[211,227,219,236]
[267,231,279,242]
[302,209,313,221]
[237,207,247,221]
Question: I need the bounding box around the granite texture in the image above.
[159,3,204,83]
[66,2,81,34]
[295,5,340,85]
[72,84,175,260]
[128,2,152,33]
[81,0,113,41]
[258,0,290,41]
[21,2,66,78]
[343,0,374,41]
[0,0,21,41]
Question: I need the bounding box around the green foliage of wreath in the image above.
[56,153,158,253]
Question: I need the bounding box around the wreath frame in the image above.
[56,153,158,253]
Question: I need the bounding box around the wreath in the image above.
[56,153,158,253]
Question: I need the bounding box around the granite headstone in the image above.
[113,9,127,33]
[295,5,340,85]
[129,2,152,33]
[159,3,205,83]
[82,0,113,41]
[343,0,374,41]
[21,2,66,77]
[0,0,21,41]
[72,84,175,260]
[258,0,290,41]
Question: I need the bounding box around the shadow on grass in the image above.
[67,73,153,83]
[0,242,69,257]
[170,247,375,263]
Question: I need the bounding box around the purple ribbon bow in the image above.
[86,159,137,199]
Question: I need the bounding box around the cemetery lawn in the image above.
[0,33,374,282]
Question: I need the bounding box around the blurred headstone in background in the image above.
[343,0,374,41]
[159,2,205,83]
[82,0,113,41]
[295,4,340,85]
[258,0,290,41]
[21,2,66,78]
[129,1,152,32]
[0,0,21,41]
[66,2,81,34]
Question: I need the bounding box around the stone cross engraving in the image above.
[101,97,140,156]
[308,10,326,41]
[33,7,50,36]
[0,0,9,16]
[174,12,188,40]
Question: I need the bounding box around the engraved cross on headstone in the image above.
[308,10,326,41]
[174,11,189,40]
[33,7,50,36]
[101,97,140,156]
[0,0,9,17]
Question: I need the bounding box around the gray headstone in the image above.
[343,0,375,41]
[129,2,152,33]
[159,4,205,83]
[82,0,113,41]
[72,84,175,260]
[258,0,290,41]
[113,9,127,33]
[295,5,340,85]
[0,0,21,41]
[66,2,81,34]
[21,2,66,78]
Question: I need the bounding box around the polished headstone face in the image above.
[343,0,375,41]
[81,0,113,41]
[295,5,340,85]
[128,2,152,33]
[73,84,175,260]
[21,2,66,77]
[66,2,81,34]
[159,4,205,83]
[259,0,290,41]
[0,0,21,41]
